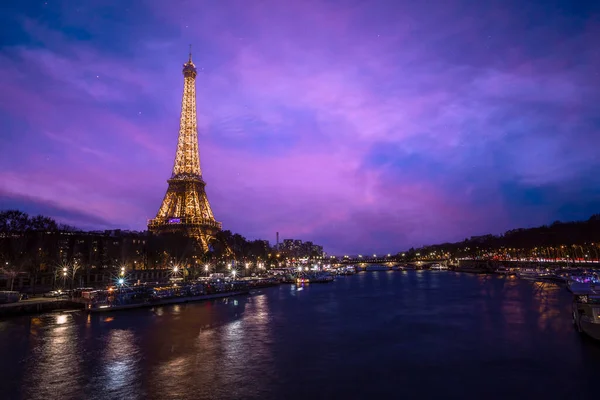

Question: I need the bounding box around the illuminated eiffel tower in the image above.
[148,49,222,251]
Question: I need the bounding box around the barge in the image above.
[571,283,600,341]
[77,280,250,313]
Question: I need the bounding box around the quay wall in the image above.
[0,300,84,318]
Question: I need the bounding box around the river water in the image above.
[1,270,599,400]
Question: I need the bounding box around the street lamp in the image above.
[231,269,237,279]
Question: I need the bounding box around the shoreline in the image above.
[85,290,251,313]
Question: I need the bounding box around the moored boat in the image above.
[429,264,449,270]
[494,266,517,276]
[517,268,552,281]
[79,281,250,312]
[566,272,600,292]
[571,284,600,341]
[296,272,334,284]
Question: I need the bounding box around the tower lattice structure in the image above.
[148,51,222,251]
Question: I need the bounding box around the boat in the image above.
[566,272,600,292]
[517,268,553,281]
[78,281,250,313]
[296,272,334,284]
[429,264,448,271]
[494,266,517,276]
[571,284,600,341]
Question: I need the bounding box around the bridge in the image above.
[335,256,449,267]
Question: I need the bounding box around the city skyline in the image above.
[1,0,599,255]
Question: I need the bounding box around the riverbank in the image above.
[0,298,84,318]
[86,290,251,313]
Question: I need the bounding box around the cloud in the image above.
[0,191,115,230]
[0,0,599,253]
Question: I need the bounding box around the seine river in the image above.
[1,270,599,399]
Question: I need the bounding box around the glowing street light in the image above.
[173,266,179,273]
[231,269,237,278]
[204,265,209,271]
[118,278,124,285]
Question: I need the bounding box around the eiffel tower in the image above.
[148,49,222,251]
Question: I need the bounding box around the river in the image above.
[1,270,599,399]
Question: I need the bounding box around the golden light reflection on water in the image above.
[251,293,270,324]
[26,314,82,399]
[530,282,565,332]
[29,317,42,336]
[493,277,571,343]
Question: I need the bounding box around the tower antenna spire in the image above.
[188,44,192,63]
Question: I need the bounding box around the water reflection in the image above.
[1,274,599,400]
[102,330,139,393]
[24,314,83,400]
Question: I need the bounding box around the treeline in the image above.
[0,210,276,291]
[403,214,600,259]
[0,209,77,233]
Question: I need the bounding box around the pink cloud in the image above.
[1,1,599,253]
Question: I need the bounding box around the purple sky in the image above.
[1,0,599,254]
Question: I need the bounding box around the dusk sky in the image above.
[1,0,599,255]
